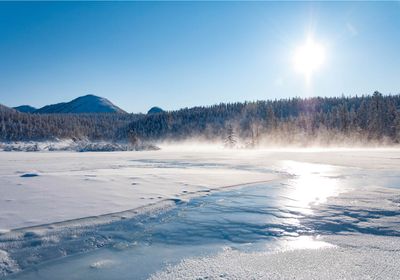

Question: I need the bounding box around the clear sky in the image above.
[1,1,399,113]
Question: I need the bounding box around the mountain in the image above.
[34,95,127,114]
[0,104,15,113]
[13,105,37,113]
[147,106,164,114]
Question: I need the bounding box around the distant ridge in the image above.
[0,104,15,113]
[13,105,37,113]
[34,95,127,114]
[147,106,164,114]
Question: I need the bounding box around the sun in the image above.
[293,36,326,84]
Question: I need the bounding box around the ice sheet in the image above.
[0,147,399,279]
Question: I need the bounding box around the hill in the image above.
[13,105,37,113]
[34,95,127,114]
[147,107,164,114]
[0,104,15,113]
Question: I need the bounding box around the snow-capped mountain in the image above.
[34,95,127,114]
[13,105,37,113]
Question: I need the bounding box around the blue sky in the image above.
[0,2,399,113]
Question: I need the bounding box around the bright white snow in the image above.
[0,147,399,231]
[0,148,282,230]
[150,234,400,280]
[0,146,399,279]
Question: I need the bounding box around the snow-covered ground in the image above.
[0,147,399,278]
[151,185,400,280]
[0,148,282,230]
[0,140,158,152]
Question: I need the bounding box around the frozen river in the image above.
[0,148,400,279]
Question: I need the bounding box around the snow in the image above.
[150,234,400,280]
[0,147,399,278]
[0,249,19,276]
[0,140,158,152]
[0,147,398,232]
[149,176,400,280]
[34,94,126,114]
[0,148,282,230]
[89,259,115,269]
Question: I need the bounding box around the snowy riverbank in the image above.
[0,147,399,278]
[0,140,159,153]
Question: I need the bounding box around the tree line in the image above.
[0,105,140,141]
[1,92,400,146]
[127,92,400,146]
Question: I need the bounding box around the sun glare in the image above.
[293,36,326,84]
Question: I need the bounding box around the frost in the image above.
[0,249,19,277]
[0,148,399,279]
[89,259,115,269]
[150,234,400,280]
[0,140,159,152]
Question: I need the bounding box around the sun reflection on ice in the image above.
[279,160,341,215]
[280,235,335,251]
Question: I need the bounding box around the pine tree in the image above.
[224,125,237,148]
